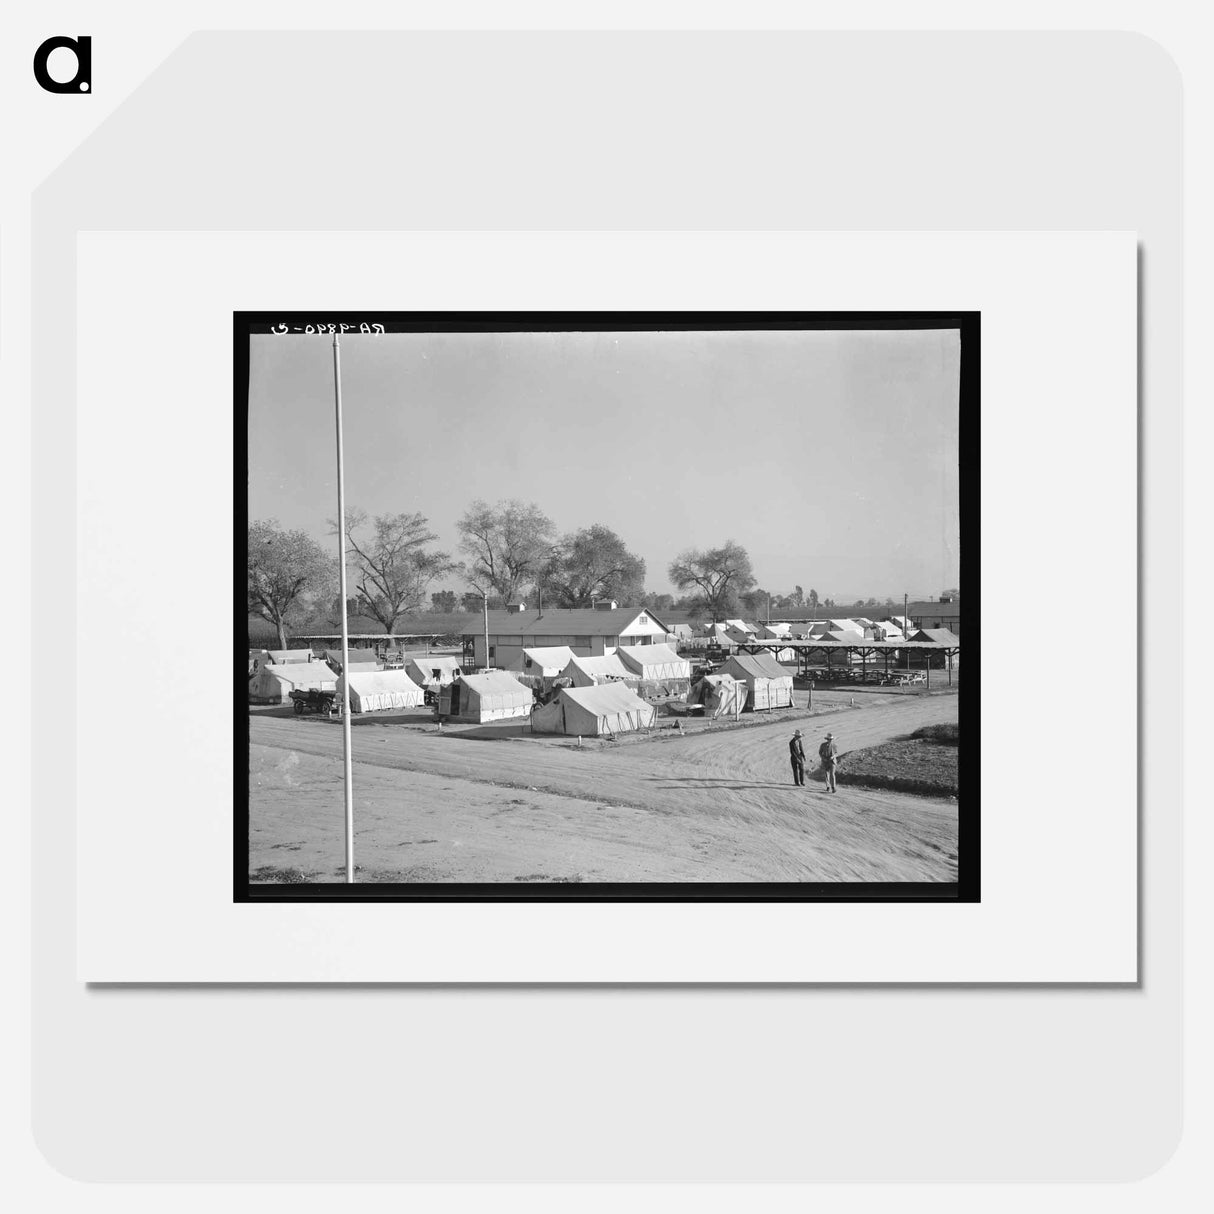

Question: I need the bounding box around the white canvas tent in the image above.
[760,622,792,639]
[616,643,692,687]
[665,623,694,643]
[403,654,463,690]
[248,660,337,704]
[561,653,637,688]
[724,619,756,636]
[439,671,533,723]
[337,669,426,713]
[324,648,381,674]
[531,683,657,737]
[690,672,747,719]
[873,620,907,641]
[265,649,315,664]
[506,646,580,680]
[720,652,795,710]
[705,623,735,648]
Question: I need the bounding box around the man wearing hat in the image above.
[819,731,839,792]
[788,728,806,787]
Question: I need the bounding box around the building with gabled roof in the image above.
[461,606,670,670]
[907,600,961,634]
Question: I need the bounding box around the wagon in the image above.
[289,687,338,715]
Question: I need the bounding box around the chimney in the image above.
[593,599,618,611]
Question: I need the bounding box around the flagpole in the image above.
[333,333,355,883]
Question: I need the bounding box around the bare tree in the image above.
[248,519,333,650]
[456,499,556,602]
[667,541,756,621]
[541,524,646,607]
[336,508,455,634]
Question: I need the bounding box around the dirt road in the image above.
[249,695,959,884]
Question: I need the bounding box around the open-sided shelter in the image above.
[248,660,337,705]
[912,626,956,665]
[819,629,867,644]
[531,683,656,737]
[403,654,463,690]
[616,643,692,689]
[561,653,637,689]
[438,671,533,723]
[720,652,795,710]
[338,669,426,713]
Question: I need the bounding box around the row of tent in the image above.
[247,657,794,740]
[248,648,464,705]
[508,642,691,688]
[698,617,918,647]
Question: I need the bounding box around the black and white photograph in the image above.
[240,313,976,899]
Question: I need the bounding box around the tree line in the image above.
[248,499,909,646]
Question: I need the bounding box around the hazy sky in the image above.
[247,328,961,600]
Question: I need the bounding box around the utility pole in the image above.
[904,591,910,671]
[332,333,355,884]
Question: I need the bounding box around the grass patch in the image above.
[250,864,321,883]
[831,737,959,796]
[910,722,959,745]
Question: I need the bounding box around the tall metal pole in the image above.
[333,334,355,883]
[483,592,490,671]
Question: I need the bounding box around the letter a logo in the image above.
[33,35,92,93]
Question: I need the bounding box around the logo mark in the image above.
[33,35,91,93]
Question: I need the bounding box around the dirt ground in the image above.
[248,689,960,884]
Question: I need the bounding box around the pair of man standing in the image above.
[789,729,839,791]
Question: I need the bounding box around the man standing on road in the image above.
[789,728,806,787]
[819,731,839,793]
